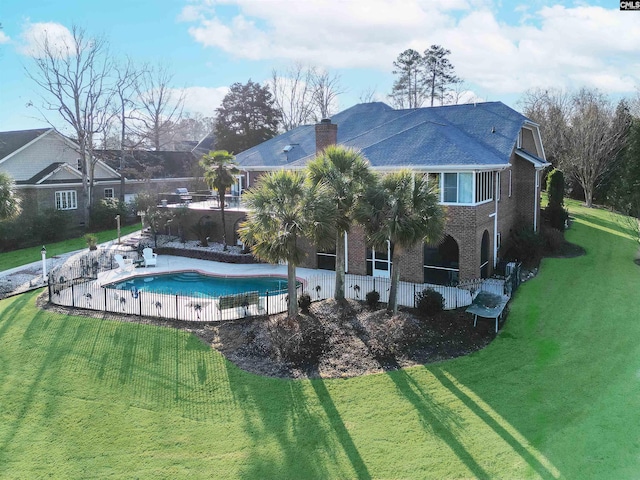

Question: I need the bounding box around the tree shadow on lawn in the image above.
[429,366,559,480]
[386,368,491,479]
[0,303,69,473]
[224,361,371,480]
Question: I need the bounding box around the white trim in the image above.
[55,190,78,210]
[508,170,512,197]
[241,163,512,173]
[493,172,499,267]
[344,232,349,273]
[534,170,539,232]
[36,163,84,185]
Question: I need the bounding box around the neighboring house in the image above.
[233,101,550,284]
[0,128,120,225]
[0,128,206,225]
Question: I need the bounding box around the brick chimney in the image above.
[315,118,337,154]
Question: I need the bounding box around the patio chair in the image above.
[142,248,158,267]
[114,254,135,272]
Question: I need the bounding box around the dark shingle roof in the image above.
[97,150,201,179]
[192,132,217,157]
[235,101,532,170]
[0,128,51,160]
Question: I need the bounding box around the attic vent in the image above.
[491,126,496,133]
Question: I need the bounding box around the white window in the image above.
[442,172,473,204]
[104,188,114,199]
[55,191,77,210]
[475,171,494,203]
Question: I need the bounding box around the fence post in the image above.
[139,292,142,316]
[176,295,179,321]
[71,284,75,308]
[413,284,416,308]
[104,287,107,308]
[266,290,269,316]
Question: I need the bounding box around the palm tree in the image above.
[357,170,445,314]
[307,145,373,301]
[200,150,240,250]
[238,170,335,317]
[0,172,20,220]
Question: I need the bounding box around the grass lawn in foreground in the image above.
[1,201,639,478]
[0,224,141,272]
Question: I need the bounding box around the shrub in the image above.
[545,169,569,231]
[499,218,545,267]
[32,209,73,243]
[543,205,569,231]
[190,216,216,247]
[90,198,128,231]
[542,225,565,253]
[298,293,312,312]
[415,288,444,317]
[366,290,380,309]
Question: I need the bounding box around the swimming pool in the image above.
[105,271,296,297]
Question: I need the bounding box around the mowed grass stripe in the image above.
[1,201,639,478]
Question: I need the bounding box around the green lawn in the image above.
[0,224,141,272]
[1,202,639,479]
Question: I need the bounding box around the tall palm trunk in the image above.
[335,230,345,301]
[219,186,227,250]
[287,261,298,317]
[387,248,403,314]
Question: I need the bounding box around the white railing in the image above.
[50,282,291,322]
[302,274,507,310]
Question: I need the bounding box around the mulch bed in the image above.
[38,293,497,379]
[31,238,586,380]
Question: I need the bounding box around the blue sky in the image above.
[0,0,637,134]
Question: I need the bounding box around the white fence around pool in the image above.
[50,281,291,322]
[49,271,508,323]
[301,274,508,311]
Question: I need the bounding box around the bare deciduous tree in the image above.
[112,59,144,200]
[269,62,343,131]
[520,87,572,166]
[134,64,184,150]
[269,63,316,131]
[359,86,378,104]
[311,69,343,120]
[563,90,631,208]
[26,25,113,224]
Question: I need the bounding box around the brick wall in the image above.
[315,120,337,153]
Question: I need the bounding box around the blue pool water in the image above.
[105,271,294,297]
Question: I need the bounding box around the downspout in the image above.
[533,169,537,231]
[344,232,349,273]
[493,172,499,268]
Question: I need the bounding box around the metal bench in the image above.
[217,291,261,316]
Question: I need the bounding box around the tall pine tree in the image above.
[389,45,461,108]
[214,80,281,154]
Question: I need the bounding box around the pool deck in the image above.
[97,254,330,287]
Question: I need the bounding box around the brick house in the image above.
[233,101,550,284]
[0,128,205,226]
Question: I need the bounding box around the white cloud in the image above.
[180,1,640,97]
[18,22,74,58]
[0,31,10,44]
[177,86,230,116]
